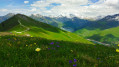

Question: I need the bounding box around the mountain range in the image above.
[0,14,93,44]
[30,14,92,32]
[1,13,119,44]
[30,13,119,45]
[0,13,14,23]
[75,14,119,44]
[0,13,119,67]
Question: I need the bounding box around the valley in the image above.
[0,13,119,67]
[1,0,119,66]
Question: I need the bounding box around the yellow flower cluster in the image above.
[118,44,119,47]
[35,48,41,52]
[116,49,119,52]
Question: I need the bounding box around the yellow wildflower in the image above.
[34,43,36,45]
[26,45,28,46]
[35,48,41,52]
[118,44,119,47]
[116,49,119,52]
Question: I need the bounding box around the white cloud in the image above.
[0,9,31,16]
[0,9,8,12]
[30,0,119,18]
[30,8,37,12]
[31,0,88,8]
[24,1,29,4]
[0,0,119,18]
[0,9,9,16]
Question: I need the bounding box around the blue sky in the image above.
[0,0,99,8]
[0,0,62,9]
[46,3,61,10]
[90,0,99,3]
[0,0,119,18]
[0,0,36,9]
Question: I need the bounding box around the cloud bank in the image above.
[0,0,119,18]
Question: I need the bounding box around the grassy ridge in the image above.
[0,35,119,67]
[75,26,119,44]
[100,26,119,37]
[74,28,101,38]
[0,14,93,44]
[1,14,119,67]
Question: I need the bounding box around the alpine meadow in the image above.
[0,0,119,67]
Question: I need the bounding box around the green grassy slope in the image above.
[0,35,119,67]
[96,26,119,44]
[0,14,119,67]
[0,14,93,44]
[75,28,101,38]
[75,26,119,44]
[100,26,119,37]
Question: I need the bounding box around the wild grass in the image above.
[0,35,119,67]
[75,26,119,44]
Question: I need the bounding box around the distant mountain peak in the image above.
[68,14,76,18]
[31,14,44,17]
[0,13,15,23]
[6,13,15,16]
[102,13,119,21]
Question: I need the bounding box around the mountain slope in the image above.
[0,14,119,67]
[75,14,119,44]
[88,26,119,44]
[30,14,92,32]
[62,17,92,32]
[30,14,63,28]
[0,13,14,23]
[0,14,93,44]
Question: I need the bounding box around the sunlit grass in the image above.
[0,35,119,67]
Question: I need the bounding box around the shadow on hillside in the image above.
[88,34,119,44]
[82,20,119,30]
[16,14,67,33]
[0,16,19,31]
